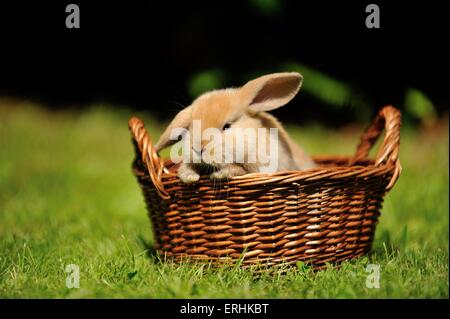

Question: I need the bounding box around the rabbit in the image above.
[155,72,316,183]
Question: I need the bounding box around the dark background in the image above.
[0,0,447,125]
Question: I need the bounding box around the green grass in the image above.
[0,101,448,298]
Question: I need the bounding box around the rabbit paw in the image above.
[210,166,246,180]
[178,165,200,183]
[179,171,200,183]
[210,170,230,180]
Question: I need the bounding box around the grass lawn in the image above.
[0,101,448,298]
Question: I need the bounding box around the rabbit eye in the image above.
[223,122,232,131]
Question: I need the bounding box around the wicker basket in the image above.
[128,105,402,268]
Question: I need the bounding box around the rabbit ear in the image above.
[155,106,192,151]
[241,72,303,112]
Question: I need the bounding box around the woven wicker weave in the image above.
[129,105,402,268]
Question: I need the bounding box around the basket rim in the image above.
[133,156,397,196]
[153,156,390,181]
[129,105,402,198]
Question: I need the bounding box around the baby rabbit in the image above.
[155,72,316,183]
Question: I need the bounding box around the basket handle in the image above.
[352,105,402,191]
[128,117,170,199]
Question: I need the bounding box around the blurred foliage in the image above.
[282,62,353,107]
[281,62,370,120]
[188,69,226,98]
[249,0,282,16]
[186,63,442,127]
[404,88,437,126]
[188,63,360,108]
[187,62,372,122]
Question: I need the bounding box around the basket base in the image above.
[153,248,371,271]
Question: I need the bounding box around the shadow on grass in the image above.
[369,243,402,261]
[137,235,160,261]
[369,228,406,260]
[136,233,376,275]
